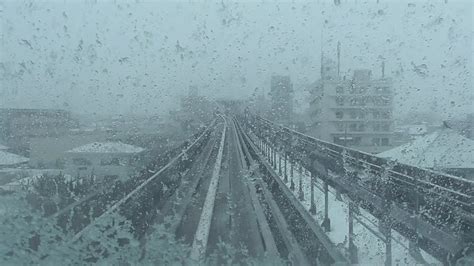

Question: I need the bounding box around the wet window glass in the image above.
[0,0,472,265]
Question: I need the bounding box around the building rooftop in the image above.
[378,128,474,169]
[66,142,145,154]
[0,150,29,166]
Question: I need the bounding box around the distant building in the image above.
[308,58,394,153]
[217,99,245,115]
[392,123,428,146]
[179,86,214,130]
[0,150,29,169]
[64,142,145,182]
[254,92,271,116]
[29,131,109,169]
[378,127,474,180]
[269,75,293,122]
[0,108,77,155]
[247,89,271,118]
[445,114,474,140]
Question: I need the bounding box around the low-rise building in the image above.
[0,150,29,169]
[64,142,145,182]
[378,127,474,180]
[270,75,294,122]
[445,114,474,140]
[0,108,77,155]
[29,131,109,169]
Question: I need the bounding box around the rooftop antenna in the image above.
[320,17,324,79]
[381,60,385,78]
[337,41,341,78]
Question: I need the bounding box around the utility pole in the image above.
[344,124,348,147]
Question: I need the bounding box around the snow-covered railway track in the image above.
[150,116,345,264]
[233,117,349,265]
[37,115,352,264]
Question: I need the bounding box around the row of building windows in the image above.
[373,111,391,119]
[335,96,391,106]
[335,123,365,132]
[373,123,391,132]
[333,136,362,146]
[333,136,390,146]
[335,85,391,94]
[372,137,390,146]
[72,157,128,166]
[335,122,391,132]
[335,111,391,120]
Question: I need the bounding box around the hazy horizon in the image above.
[1,0,472,119]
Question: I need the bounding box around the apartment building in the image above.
[309,59,394,153]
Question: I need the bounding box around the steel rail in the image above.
[237,118,349,265]
[190,115,227,261]
[252,116,473,213]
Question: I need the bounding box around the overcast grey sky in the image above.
[1,0,472,119]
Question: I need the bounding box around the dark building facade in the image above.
[0,108,76,155]
[176,86,214,133]
[269,75,293,122]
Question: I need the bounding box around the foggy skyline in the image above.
[1,0,472,119]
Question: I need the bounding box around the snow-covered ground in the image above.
[0,150,29,166]
[66,142,145,154]
[0,169,71,190]
[268,150,440,265]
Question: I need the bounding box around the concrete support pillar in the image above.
[379,217,392,266]
[335,188,343,201]
[385,225,392,266]
[270,146,274,166]
[267,143,270,160]
[309,172,317,215]
[284,153,288,183]
[266,143,270,159]
[278,151,282,175]
[298,163,304,201]
[348,201,358,264]
[290,159,295,190]
[409,239,424,263]
[409,188,425,264]
[273,147,277,169]
[379,185,393,266]
[321,181,331,232]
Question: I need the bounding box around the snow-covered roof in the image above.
[0,144,8,150]
[0,150,29,166]
[378,128,474,169]
[407,125,428,135]
[66,142,145,154]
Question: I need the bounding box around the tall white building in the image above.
[309,58,394,153]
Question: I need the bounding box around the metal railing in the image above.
[239,114,473,264]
